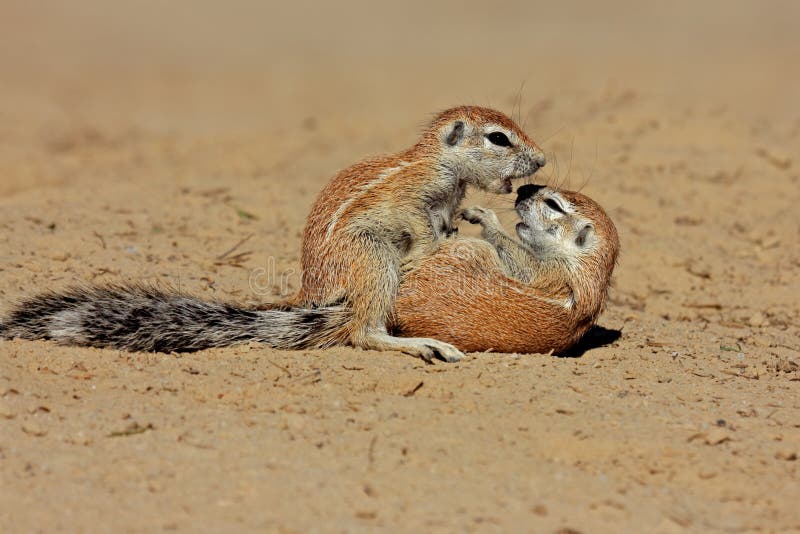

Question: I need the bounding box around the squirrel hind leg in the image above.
[357,328,465,363]
[341,234,464,362]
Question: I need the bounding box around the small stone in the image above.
[748,312,768,327]
[761,236,781,249]
[775,450,797,461]
[704,428,732,445]
[363,484,378,498]
[531,504,548,516]
[65,431,91,446]
[282,414,305,432]
[698,470,717,479]
[688,428,733,446]
[0,400,15,419]
[21,421,47,437]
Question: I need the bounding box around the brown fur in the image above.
[278,106,545,362]
[394,188,619,354]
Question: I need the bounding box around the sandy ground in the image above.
[1,1,799,532]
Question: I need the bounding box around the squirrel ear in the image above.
[576,224,594,247]
[446,121,465,146]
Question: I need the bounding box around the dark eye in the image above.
[545,198,565,213]
[486,132,512,147]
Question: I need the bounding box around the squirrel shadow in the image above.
[555,325,622,358]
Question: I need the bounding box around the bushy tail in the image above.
[0,284,351,353]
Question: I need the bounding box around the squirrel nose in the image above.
[516,184,546,206]
[532,151,546,171]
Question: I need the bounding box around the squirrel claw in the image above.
[460,206,499,227]
[412,339,465,364]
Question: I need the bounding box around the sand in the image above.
[1,1,799,531]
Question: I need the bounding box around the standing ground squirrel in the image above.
[274,105,545,361]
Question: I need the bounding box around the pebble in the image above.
[761,236,781,249]
[65,431,91,446]
[689,428,732,446]
[748,311,768,327]
[21,421,47,437]
[531,504,548,516]
[704,428,732,445]
[282,414,305,432]
[0,400,16,419]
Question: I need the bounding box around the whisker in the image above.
[494,208,519,215]
[538,124,568,146]
[550,152,560,189]
[515,80,527,130]
[565,136,575,190]
[574,138,598,193]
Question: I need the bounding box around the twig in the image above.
[217,233,254,260]
[367,435,377,467]
[286,369,321,385]
[93,231,107,249]
[403,381,424,397]
[107,422,154,438]
[684,303,722,310]
[267,358,292,378]
[721,370,757,380]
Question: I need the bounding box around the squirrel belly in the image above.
[393,239,582,354]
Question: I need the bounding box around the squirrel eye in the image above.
[545,198,565,213]
[486,132,512,147]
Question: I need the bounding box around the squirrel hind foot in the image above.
[359,330,464,364]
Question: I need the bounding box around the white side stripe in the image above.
[324,161,411,242]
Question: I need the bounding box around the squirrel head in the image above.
[423,106,546,194]
[514,185,619,281]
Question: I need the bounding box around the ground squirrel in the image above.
[275,105,545,362]
[1,106,546,362]
[0,186,617,357]
[395,184,620,353]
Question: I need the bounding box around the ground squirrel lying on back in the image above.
[394,184,620,354]
[0,186,618,357]
[1,106,546,362]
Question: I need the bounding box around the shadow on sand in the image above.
[556,325,622,358]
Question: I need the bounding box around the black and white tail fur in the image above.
[0,285,350,353]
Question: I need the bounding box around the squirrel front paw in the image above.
[460,206,501,228]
